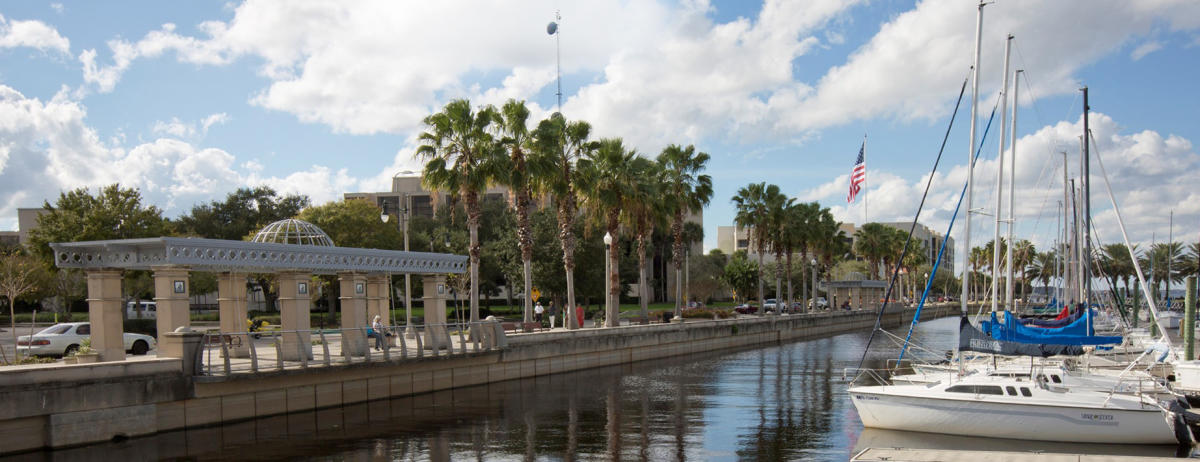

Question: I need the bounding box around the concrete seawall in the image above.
[0,305,956,454]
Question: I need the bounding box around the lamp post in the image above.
[810,257,818,312]
[603,231,614,327]
[388,170,419,338]
[924,272,930,303]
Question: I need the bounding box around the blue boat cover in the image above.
[981,311,1122,346]
[959,316,1085,356]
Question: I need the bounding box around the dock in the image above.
[852,448,1185,461]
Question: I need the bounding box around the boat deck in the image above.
[852,448,1183,461]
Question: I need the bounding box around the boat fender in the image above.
[1166,401,1196,446]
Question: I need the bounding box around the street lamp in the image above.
[810,257,818,312]
[925,272,930,302]
[381,198,416,339]
[603,231,613,327]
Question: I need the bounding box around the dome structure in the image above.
[251,219,335,247]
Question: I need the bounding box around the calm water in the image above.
[9,316,1189,461]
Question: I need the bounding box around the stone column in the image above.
[277,271,313,361]
[152,266,191,340]
[339,272,369,356]
[217,272,250,358]
[86,269,125,362]
[366,274,390,327]
[422,275,448,350]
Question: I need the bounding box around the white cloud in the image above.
[80,22,231,92]
[151,112,231,139]
[50,4,64,14]
[0,85,360,230]
[0,13,69,54]
[1130,41,1163,60]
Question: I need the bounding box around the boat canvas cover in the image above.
[958,316,1085,357]
[981,312,1122,346]
[1019,307,1086,328]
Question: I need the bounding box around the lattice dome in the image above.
[251,219,335,247]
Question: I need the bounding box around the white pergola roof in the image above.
[50,237,467,274]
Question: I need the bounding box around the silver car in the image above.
[16,322,157,357]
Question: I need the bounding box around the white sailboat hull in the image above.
[850,387,1179,444]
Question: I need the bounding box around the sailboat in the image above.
[848,2,1189,446]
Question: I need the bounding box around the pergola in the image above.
[50,236,467,362]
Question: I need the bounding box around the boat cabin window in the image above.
[1020,387,1032,397]
[1005,386,1017,396]
[1050,375,1062,384]
[945,385,1004,395]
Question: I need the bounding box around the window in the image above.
[1005,386,1017,396]
[1020,387,1032,397]
[38,325,72,335]
[945,385,1004,395]
[737,239,749,249]
[75,324,90,335]
[1050,375,1062,384]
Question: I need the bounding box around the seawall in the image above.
[0,305,956,454]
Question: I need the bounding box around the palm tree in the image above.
[577,138,640,327]
[496,99,539,324]
[659,144,713,320]
[416,99,502,324]
[764,188,793,312]
[782,202,819,312]
[853,223,893,280]
[814,208,848,305]
[531,113,597,329]
[624,159,665,323]
[1012,239,1035,304]
[732,183,771,314]
[1027,250,1056,299]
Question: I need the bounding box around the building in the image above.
[16,207,49,245]
[715,221,953,273]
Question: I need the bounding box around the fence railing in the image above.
[198,321,502,377]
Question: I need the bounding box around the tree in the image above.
[813,207,848,301]
[531,113,596,329]
[762,186,792,311]
[624,158,665,322]
[297,199,403,250]
[659,144,713,320]
[723,251,758,303]
[175,186,309,240]
[417,98,504,325]
[782,202,819,312]
[495,99,541,324]
[577,138,640,326]
[732,182,772,309]
[0,252,47,362]
[853,223,893,280]
[1011,239,1035,303]
[28,184,169,267]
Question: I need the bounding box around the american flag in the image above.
[847,141,866,203]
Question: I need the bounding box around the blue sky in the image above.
[1,0,1198,272]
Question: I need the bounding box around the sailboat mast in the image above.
[991,34,1013,315]
[959,1,986,376]
[1006,70,1021,312]
[1082,87,1092,309]
[1168,210,1173,306]
[1062,151,1069,305]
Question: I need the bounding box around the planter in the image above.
[74,353,100,364]
[62,356,77,364]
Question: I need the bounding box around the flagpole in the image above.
[863,133,868,225]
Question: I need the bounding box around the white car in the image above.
[16,322,157,357]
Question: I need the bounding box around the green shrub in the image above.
[681,308,734,319]
[15,355,57,364]
[0,312,86,324]
[124,319,156,337]
[190,312,220,322]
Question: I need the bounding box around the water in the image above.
[9,316,1189,461]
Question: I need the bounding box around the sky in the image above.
[0,0,1198,273]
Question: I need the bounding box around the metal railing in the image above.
[198,321,500,376]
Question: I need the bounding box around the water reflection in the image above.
[6,316,1186,461]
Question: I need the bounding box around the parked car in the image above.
[811,297,829,309]
[16,322,157,357]
[762,299,778,312]
[685,301,706,310]
[734,303,758,314]
[126,300,157,319]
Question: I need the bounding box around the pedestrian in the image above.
[575,303,584,328]
[370,315,386,351]
[535,301,545,325]
[549,302,558,329]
